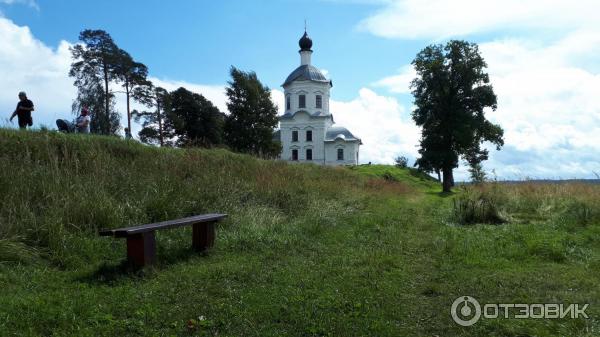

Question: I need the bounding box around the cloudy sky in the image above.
[0,0,598,180]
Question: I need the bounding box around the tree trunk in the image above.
[442,166,453,192]
[126,81,131,135]
[157,99,163,147]
[103,65,110,135]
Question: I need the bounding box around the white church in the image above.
[274,30,362,165]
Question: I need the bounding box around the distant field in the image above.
[0,129,598,336]
[459,179,600,185]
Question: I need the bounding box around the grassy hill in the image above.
[0,129,598,336]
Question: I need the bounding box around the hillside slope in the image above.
[0,129,598,337]
[0,129,430,264]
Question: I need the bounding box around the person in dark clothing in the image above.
[9,92,34,129]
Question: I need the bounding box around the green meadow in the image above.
[0,129,598,336]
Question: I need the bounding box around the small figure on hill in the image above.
[56,107,91,133]
[9,91,34,129]
[75,107,91,134]
[124,127,132,139]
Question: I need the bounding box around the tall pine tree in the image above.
[114,50,153,135]
[69,29,122,134]
[134,87,175,146]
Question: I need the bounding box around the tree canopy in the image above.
[70,29,153,136]
[411,40,504,192]
[69,29,122,134]
[114,50,152,134]
[169,87,224,147]
[224,67,280,158]
[134,87,174,146]
[135,87,224,148]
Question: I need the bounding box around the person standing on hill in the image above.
[9,91,34,129]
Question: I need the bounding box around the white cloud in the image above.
[148,78,228,113]
[372,42,600,178]
[477,36,600,179]
[271,89,285,114]
[372,65,415,93]
[0,18,74,128]
[359,0,600,40]
[365,1,600,179]
[330,88,420,164]
[0,0,39,11]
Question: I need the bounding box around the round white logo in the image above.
[451,296,482,326]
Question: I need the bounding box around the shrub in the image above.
[468,162,487,184]
[451,184,508,225]
[394,156,408,168]
[556,199,600,229]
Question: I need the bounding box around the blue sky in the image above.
[1,0,599,180]
[3,0,415,100]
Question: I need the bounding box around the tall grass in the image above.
[451,181,600,227]
[0,129,413,266]
[451,184,508,225]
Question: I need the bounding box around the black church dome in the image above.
[299,31,312,51]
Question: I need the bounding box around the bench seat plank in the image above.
[99,213,227,238]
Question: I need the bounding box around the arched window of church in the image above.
[306,130,312,142]
[292,130,298,142]
[299,94,306,108]
[286,96,291,110]
[316,95,322,109]
[306,149,313,161]
[337,148,344,161]
[292,149,298,161]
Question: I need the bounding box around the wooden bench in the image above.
[99,213,227,267]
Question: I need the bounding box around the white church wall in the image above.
[324,140,360,166]
[283,81,331,116]
[279,112,329,163]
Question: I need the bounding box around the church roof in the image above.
[282,65,330,87]
[325,126,362,144]
[280,110,332,119]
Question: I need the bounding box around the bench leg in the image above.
[126,232,156,267]
[192,221,216,252]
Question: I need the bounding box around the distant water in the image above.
[458,179,600,185]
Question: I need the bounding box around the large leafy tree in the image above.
[169,87,224,147]
[224,67,280,158]
[115,50,153,133]
[69,29,122,134]
[411,40,504,192]
[135,87,173,146]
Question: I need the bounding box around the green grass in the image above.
[0,129,598,336]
